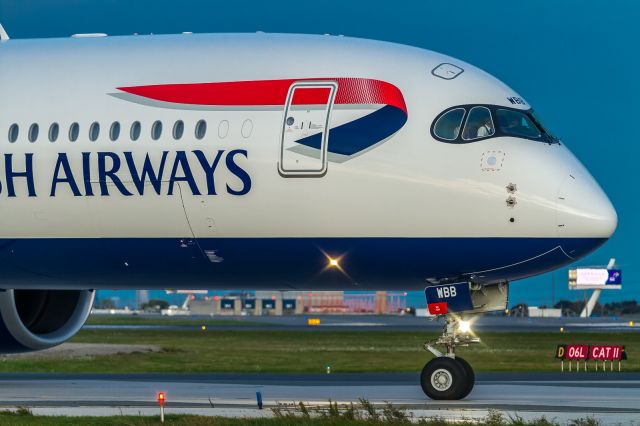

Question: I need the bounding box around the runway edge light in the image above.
[157,391,166,423]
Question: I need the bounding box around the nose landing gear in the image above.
[420,281,508,400]
[421,315,480,400]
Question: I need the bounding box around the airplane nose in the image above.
[556,169,617,243]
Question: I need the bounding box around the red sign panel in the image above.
[556,344,627,361]
[427,302,448,315]
[556,344,589,360]
[589,345,624,361]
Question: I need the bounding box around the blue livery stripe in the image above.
[0,237,606,290]
[295,105,408,156]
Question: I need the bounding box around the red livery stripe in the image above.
[118,78,407,113]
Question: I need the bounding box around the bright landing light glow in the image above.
[458,320,471,334]
[329,258,340,267]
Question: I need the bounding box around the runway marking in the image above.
[565,322,639,329]
[317,322,388,327]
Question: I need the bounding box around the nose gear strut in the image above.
[424,315,480,358]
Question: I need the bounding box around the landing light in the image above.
[320,251,349,277]
[458,320,472,334]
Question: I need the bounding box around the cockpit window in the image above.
[433,108,465,140]
[495,109,541,139]
[462,106,494,141]
[431,104,559,144]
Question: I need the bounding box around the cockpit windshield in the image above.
[431,105,559,144]
[495,109,541,139]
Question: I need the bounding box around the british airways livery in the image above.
[0,27,617,399]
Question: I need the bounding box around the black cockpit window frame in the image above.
[430,104,558,144]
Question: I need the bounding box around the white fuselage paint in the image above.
[0,33,617,290]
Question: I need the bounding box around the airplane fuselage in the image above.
[0,33,616,290]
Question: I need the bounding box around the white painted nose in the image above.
[557,170,617,239]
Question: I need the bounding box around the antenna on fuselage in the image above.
[0,23,10,41]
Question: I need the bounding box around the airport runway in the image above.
[1,373,639,424]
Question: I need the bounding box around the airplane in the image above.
[0,24,617,400]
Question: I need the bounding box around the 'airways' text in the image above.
[0,149,252,198]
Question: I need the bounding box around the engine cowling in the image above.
[0,289,95,353]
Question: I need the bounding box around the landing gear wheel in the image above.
[454,357,475,399]
[421,313,483,400]
[420,357,469,400]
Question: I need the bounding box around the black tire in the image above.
[420,357,468,400]
[454,357,475,399]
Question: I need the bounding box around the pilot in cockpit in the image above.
[476,115,493,138]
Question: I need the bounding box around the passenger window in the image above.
[151,120,162,140]
[195,120,207,140]
[28,124,39,143]
[89,122,100,141]
[130,121,141,141]
[462,106,494,141]
[434,108,465,140]
[49,123,59,142]
[69,123,80,142]
[8,124,19,143]
[496,109,541,139]
[173,120,184,140]
[110,122,120,141]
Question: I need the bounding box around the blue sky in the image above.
[1,0,638,306]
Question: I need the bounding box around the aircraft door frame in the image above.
[278,81,337,177]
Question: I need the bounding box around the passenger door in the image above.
[278,81,337,177]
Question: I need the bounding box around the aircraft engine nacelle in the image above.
[0,289,95,353]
